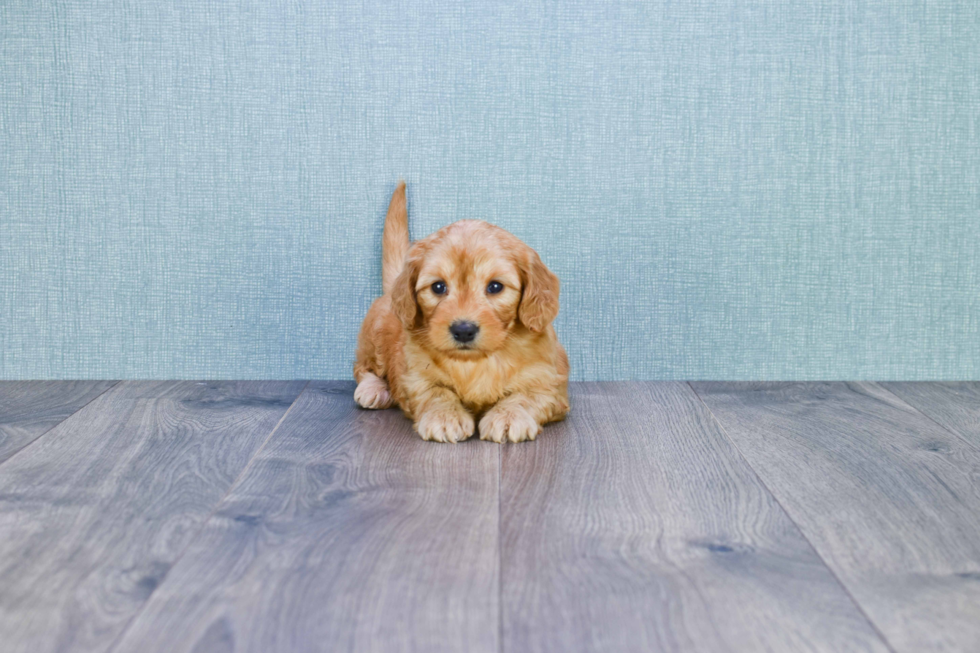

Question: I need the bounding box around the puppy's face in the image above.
[391,221,559,359]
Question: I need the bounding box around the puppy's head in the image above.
[391,220,559,358]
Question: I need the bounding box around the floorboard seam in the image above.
[102,380,312,653]
[874,382,980,456]
[685,382,900,653]
[497,444,503,653]
[0,380,121,471]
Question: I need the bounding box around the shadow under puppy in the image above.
[354,182,569,443]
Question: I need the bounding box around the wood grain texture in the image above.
[881,383,980,448]
[0,381,118,464]
[692,382,980,653]
[0,380,306,653]
[111,381,499,653]
[500,382,888,653]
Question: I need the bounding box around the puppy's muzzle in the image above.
[449,320,479,344]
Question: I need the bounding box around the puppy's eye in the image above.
[486,281,504,295]
[431,281,447,295]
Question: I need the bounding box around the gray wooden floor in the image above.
[0,382,978,653]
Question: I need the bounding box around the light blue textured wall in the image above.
[1,0,978,380]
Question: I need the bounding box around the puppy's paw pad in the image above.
[354,375,393,409]
[416,408,475,443]
[479,407,542,443]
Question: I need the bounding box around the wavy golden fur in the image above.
[354,181,569,443]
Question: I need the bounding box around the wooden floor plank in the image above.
[0,380,307,653]
[500,382,888,653]
[0,381,118,464]
[110,381,499,653]
[692,382,980,653]
[881,382,980,448]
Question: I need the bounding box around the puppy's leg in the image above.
[354,372,393,409]
[409,386,475,443]
[480,389,568,443]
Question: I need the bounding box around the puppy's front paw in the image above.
[354,374,393,409]
[416,407,475,443]
[479,405,542,443]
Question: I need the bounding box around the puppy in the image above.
[353,181,569,443]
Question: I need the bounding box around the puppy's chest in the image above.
[438,359,512,410]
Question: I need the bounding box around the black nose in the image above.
[449,321,480,343]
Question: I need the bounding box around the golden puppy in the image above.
[354,181,569,443]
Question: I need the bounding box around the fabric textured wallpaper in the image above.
[1,0,978,380]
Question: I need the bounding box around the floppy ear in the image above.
[518,249,560,332]
[390,256,422,328]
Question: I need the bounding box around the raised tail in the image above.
[381,180,410,294]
